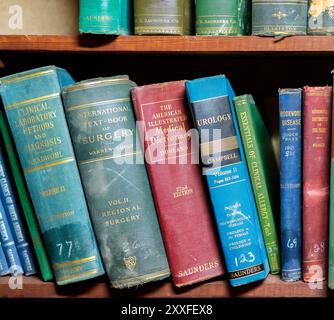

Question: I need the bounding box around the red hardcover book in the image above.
[131,81,224,287]
[303,86,332,283]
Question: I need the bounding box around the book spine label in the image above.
[0,199,22,274]
[79,0,132,35]
[0,241,9,275]
[62,76,170,288]
[252,0,308,36]
[132,81,224,287]
[234,95,280,274]
[0,146,36,275]
[0,105,53,281]
[0,66,104,285]
[186,75,269,287]
[303,87,332,283]
[308,1,334,34]
[196,0,250,35]
[134,0,193,35]
[279,89,302,281]
[329,90,334,288]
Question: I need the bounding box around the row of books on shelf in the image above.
[79,0,334,37]
[0,66,332,290]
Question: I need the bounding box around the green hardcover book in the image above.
[196,0,250,35]
[234,94,280,274]
[0,107,53,281]
[134,0,194,35]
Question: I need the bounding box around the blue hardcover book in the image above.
[0,66,105,285]
[0,241,9,275]
[0,198,22,275]
[186,75,269,287]
[279,89,302,282]
[0,145,36,275]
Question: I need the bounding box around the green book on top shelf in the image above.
[234,94,280,274]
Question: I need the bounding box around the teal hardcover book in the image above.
[62,76,170,288]
[79,0,132,35]
[0,66,105,285]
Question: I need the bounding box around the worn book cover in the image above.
[279,88,302,282]
[252,0,308,36]
[62,76,170,289]
[303,86,332,283]
[308,1,334,34]
[131,81,224,287]
[134,0,194,35]
[0,66,104,285]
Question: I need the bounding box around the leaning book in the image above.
[62,76,170,289]
[0,66,104,285]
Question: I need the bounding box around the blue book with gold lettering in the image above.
[186,75,269,287]
[0,66,105,285]
[0,145,36,275]
[0,197,22,275]
[279,89,302,282]
[62,76,170,288]
[0,241,9,275]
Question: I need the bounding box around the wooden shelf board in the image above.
[1,35,334,54]
[0,275,331,298]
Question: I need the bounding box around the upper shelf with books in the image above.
[2,35,334,55]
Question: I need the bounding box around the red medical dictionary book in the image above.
[303,86,332,283]
[131,80,224,287]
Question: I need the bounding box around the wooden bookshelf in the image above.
[0,35,334,298]
[1,35,334,54]
[0,275,332,298]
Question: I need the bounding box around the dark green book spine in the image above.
[62,76,170,289]
[0,105,53,281]
[234,94,280,274]
[196,0,250,35]
[134,0,194,35]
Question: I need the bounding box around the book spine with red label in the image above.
[303,86,332,283]
[131,81,224,287]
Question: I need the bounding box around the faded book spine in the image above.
[131,80,224,287]
[252,0,308,36]
[62,76,170,289]
[0,66,104,285]
[279,88,302,282]
[303,86,332,283]
[308,1,334,35]
[134,0,194,35]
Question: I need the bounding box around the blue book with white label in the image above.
[0,197,22,275]
[186,75,269,287]
[0,145,36,275]
[0,241,9,275]
[279,89,302,282]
